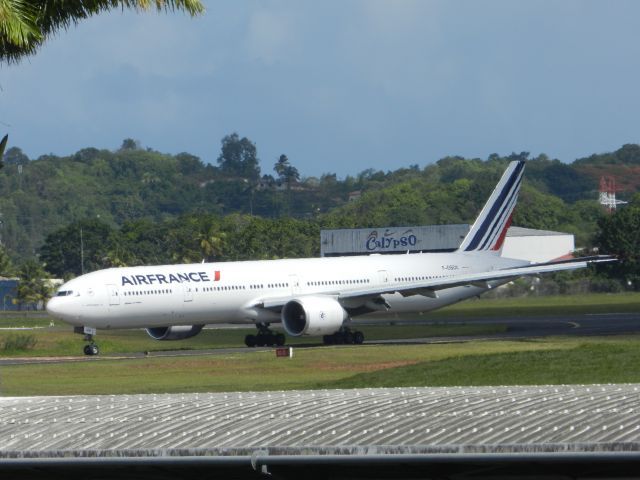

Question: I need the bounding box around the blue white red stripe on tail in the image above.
[458,161,525,253]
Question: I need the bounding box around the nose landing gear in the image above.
[74,326,100,356]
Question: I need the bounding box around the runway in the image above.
[1,311,639,366]
[372,311,640,344]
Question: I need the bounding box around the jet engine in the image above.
[146,325,204,341]
[281,297,347,336]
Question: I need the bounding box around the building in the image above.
[320,225,574,263]
[501,226,575,263]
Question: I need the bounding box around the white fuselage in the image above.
[46,251,527,331]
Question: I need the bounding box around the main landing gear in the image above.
[74,326,100,356]
[323,327,365,345]
[245,323,286,348]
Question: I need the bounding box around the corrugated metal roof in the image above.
[1,384,639,457]
[506,227,570,237]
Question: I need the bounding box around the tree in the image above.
[1,0,205,63]
[119,138,140,151]
[0,245,15,277]
[16,259,52,310]
[595,194,640,286]
[217,133,261,181]
[40,219,117,277]
[273,154,300,216]
[198,223,226,262]
[175,152,204,175]
[274,154,299,188]
[3,146,28,165]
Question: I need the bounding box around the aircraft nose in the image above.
[46,297,66,319]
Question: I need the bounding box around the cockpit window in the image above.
[56,290,73,297]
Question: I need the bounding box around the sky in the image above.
[1,0,640,178]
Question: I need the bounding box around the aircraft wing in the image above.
[258,255,616,310]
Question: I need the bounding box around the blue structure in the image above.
[0,278,19,310]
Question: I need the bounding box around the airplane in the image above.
[0,134,8,161]
[46,160,615,355]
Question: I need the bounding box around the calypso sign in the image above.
[365,229,418,251]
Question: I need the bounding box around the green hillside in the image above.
[1,136,638,281]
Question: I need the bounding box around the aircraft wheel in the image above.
[344,331,354,344]
[255,334,266,347]
[353,331,365,345]
[245,334,256,347]
[275,333,286,346]
[84,344,99,356]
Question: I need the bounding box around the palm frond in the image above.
[1,0,205,63]
[0,0,42,61]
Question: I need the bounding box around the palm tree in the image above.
[16,259,52,310]
[1,0,205,63]
[198,224,225,262]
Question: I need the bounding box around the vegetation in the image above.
[2,336,640,396]
[15,259,52,308]
[0,293,638,395]
[1,333,36,352]
[0,135,638,292]
[315,339,640,390]
[595,193,640,287]
[0,0,204,63]
[0,322,507,358]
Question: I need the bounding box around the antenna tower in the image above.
[599,176,627,213]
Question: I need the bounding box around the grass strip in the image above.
[3,336,638,396]
[0,323,506,357]
[315,341,639,389]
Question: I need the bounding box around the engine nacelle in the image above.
[146,325,204,341]
[281,297,347,337]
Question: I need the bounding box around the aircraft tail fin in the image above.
[458,160,525,254]
[0,135,7,163]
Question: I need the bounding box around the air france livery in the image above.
[46,161,614,355]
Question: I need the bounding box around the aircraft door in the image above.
[183,285,193,302]
[289,274,301,295]
[107,285,120,306]
[377,270,389,285]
